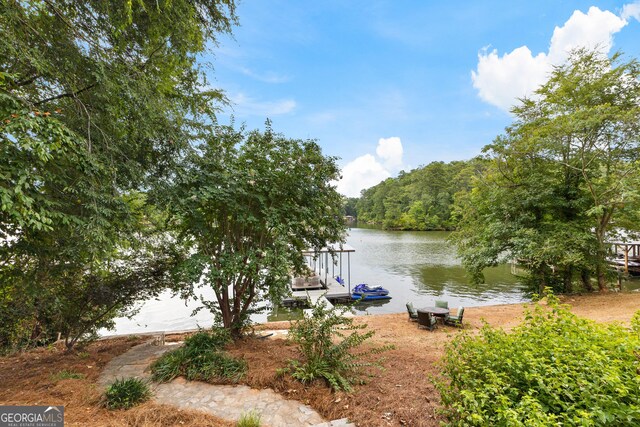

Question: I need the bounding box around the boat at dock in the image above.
[351,283,391,301]
[284,243,392,310]
[283,244,355,310]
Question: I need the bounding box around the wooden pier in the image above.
[609,240,640,275]
[283,276,352,313]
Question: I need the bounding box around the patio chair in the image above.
[435,300,449,309]
[445,307,465,327]
[406,302,418,321]
[417,311,437,331]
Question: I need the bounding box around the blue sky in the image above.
[205,1,640,197]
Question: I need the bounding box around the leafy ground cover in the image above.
[0,292,639,426]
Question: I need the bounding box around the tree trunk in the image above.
[563,267,573,294]
[580,269,594,292]
[595,261,608,292]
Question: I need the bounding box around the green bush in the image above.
[104,377,151,410]
[150,329,246,383]
[287,300,393,392]
[437,291,640,426]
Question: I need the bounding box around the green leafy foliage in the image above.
[0,199,192,351]
[451,49,640,292]
[437,292,640,426]
[150,330,246,383]
[164,122,347,338]
[0,0,238,351]
[104,377,151,410]
[355,160,482,230]
[287,300,393,392]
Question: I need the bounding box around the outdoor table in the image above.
[418,306,450,323]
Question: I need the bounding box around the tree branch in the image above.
[33,83,97,107]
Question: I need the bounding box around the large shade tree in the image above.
[166,123,347,338]
[451,49,640,293]
[0,0,237,348]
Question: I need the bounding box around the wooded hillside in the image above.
[354,159,485,230]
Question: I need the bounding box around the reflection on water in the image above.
[105,227,639,335]
[345,228,528,316]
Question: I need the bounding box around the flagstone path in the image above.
[98,341,353,427]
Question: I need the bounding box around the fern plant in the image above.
[287,299,392,392]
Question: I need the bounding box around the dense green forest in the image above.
[352,159,485,230]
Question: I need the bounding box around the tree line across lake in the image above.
[346,159,481,231]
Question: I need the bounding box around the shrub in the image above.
[287,299,393,392]
[150,329,246,383]
[104,377,151,410]
[437,291,640,426]
[237,410,262,427]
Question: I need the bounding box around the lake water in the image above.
[344,228,528,316]
[105,228,530,335]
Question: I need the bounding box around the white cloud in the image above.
[376,137,403,170]
[548,7,626,63]
[472,46,550,113]
[336,154,390,198]
[622,2,640,22]
[472,5,631,112]
[336,137,404,197]
[229,93,296,116]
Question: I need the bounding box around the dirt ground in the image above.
[1,291,639,427]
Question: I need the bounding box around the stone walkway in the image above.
[98,341,354,427]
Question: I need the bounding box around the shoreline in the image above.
[100,290,640,339]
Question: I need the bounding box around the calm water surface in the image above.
[345,228,527,316]
[106,228,531,335]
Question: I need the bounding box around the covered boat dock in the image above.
[283,243,356,310]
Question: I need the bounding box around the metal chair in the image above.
[445,307,465,327]
[406,302,418,321]
[435,300,449,309]
[418,311,437,330]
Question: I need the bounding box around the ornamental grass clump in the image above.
[437,290,640,426]
[150,329,246,383]
[287,300,393,392]
[104,377,151,410]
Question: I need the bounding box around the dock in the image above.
[609,240,640,276]
[283,276,352,313]
[282,243,356,316]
